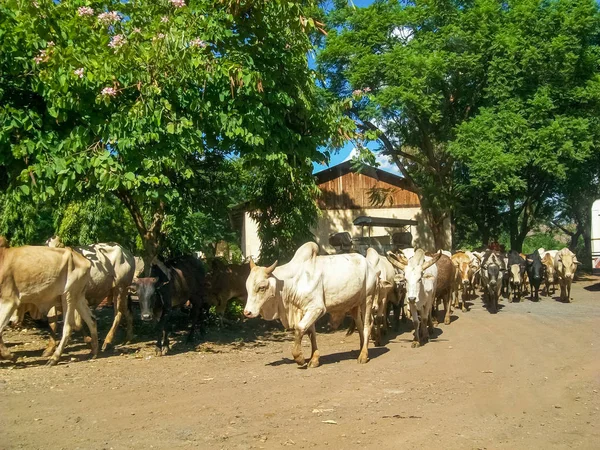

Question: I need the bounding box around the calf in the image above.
[387,249,441,347]
[133,256,206,356]
[554,248,580,303]
[526,251,544,301]
[451,251,474,313]
[481,251,504,313]
[206,259,251,324]
[541,251,558,296]
[507,250,525,302]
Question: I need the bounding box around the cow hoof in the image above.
[308,359,320,369]
[41,347,56,358]
[88,352,97,360]
[161,347,170,356]
[155,347,163,357]
[444,318,451,325]
[45,358,58,367]
[293,355,306,367]
[101,342,112,352]
[411,341,421,348]
[462,307,467,313]
[357,354,369,364]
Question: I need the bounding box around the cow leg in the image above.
[41,306,60,357]
[0,300,18,360]
[409,302,420,348]
[444,292,452,325]
[103,288,133,351]
[307,324,320,368]
[46,295,77,366]
[462,284,468,312]
[74,298,98,359]
[566,280,572,303]
[157,307,172,357]
[291,305,325,367]
[186,299,202,344]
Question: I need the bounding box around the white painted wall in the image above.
[240,206,452,260]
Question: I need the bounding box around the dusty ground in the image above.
[1,276,599,450]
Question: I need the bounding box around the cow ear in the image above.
[249,257,256,270]
[380,280,394,289]
[265,260,278,275]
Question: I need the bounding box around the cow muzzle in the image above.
[141,313,153,322]
[243,309,257,318]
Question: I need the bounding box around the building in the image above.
[239,161,450,259]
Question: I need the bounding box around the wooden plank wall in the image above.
[317,172,420,209]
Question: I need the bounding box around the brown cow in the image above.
[451,251,475,313]
[432,254,455,325]
[0,246,97,365]
[205,259,250,323]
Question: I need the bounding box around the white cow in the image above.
[554,248,581,302]
[243,242,379,368]
[387,249,441,347]
[42,238,135,353]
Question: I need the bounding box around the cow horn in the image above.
[265,260,278,274]
[422,250,442,271]
[249,257,256,270]
[386,251,407,270]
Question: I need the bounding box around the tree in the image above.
[318,0,503,249]
[1,0,344,264]
[450,0,600,251]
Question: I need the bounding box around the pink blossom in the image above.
[363,87,371,93]
[46,41,55,47]
[153,33,166,41]
[352,89,363,96]
[32,1,39,8]
[170,0,186,7]
[133,27,141,34]
[101,87,117,97]
[34,49,47,64]
[98,11,120,25]
[74,68,84,78]
[189,38,207,48]
[161,16,169,23]
[108,34,126,49]
[77,6,94,16]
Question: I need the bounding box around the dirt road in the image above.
[1,277,599,449]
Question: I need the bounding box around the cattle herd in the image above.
[0,236,582,368]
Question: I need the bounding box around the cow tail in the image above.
[346,318,356,336]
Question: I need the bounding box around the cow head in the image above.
[482,253,502,293]
[132,276,167,321]
[509,264,522,286]
[389,249,441,304]
[243,259,278,318]
[557,250,580,281]
[46,235,64,248]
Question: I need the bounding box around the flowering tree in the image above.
[1,0,343,264]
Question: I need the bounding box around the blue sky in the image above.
[311,0,401,175]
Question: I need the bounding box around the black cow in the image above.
[481,251,505,313]
[526,251,545,301]
[133,256,206,356]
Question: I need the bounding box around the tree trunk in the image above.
[115,190,165,274]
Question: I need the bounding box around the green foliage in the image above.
[320,0,600,251]
[521,232,565,256]
[1,0,345,258]
[54,195,140,251]
[0,191,54,245]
